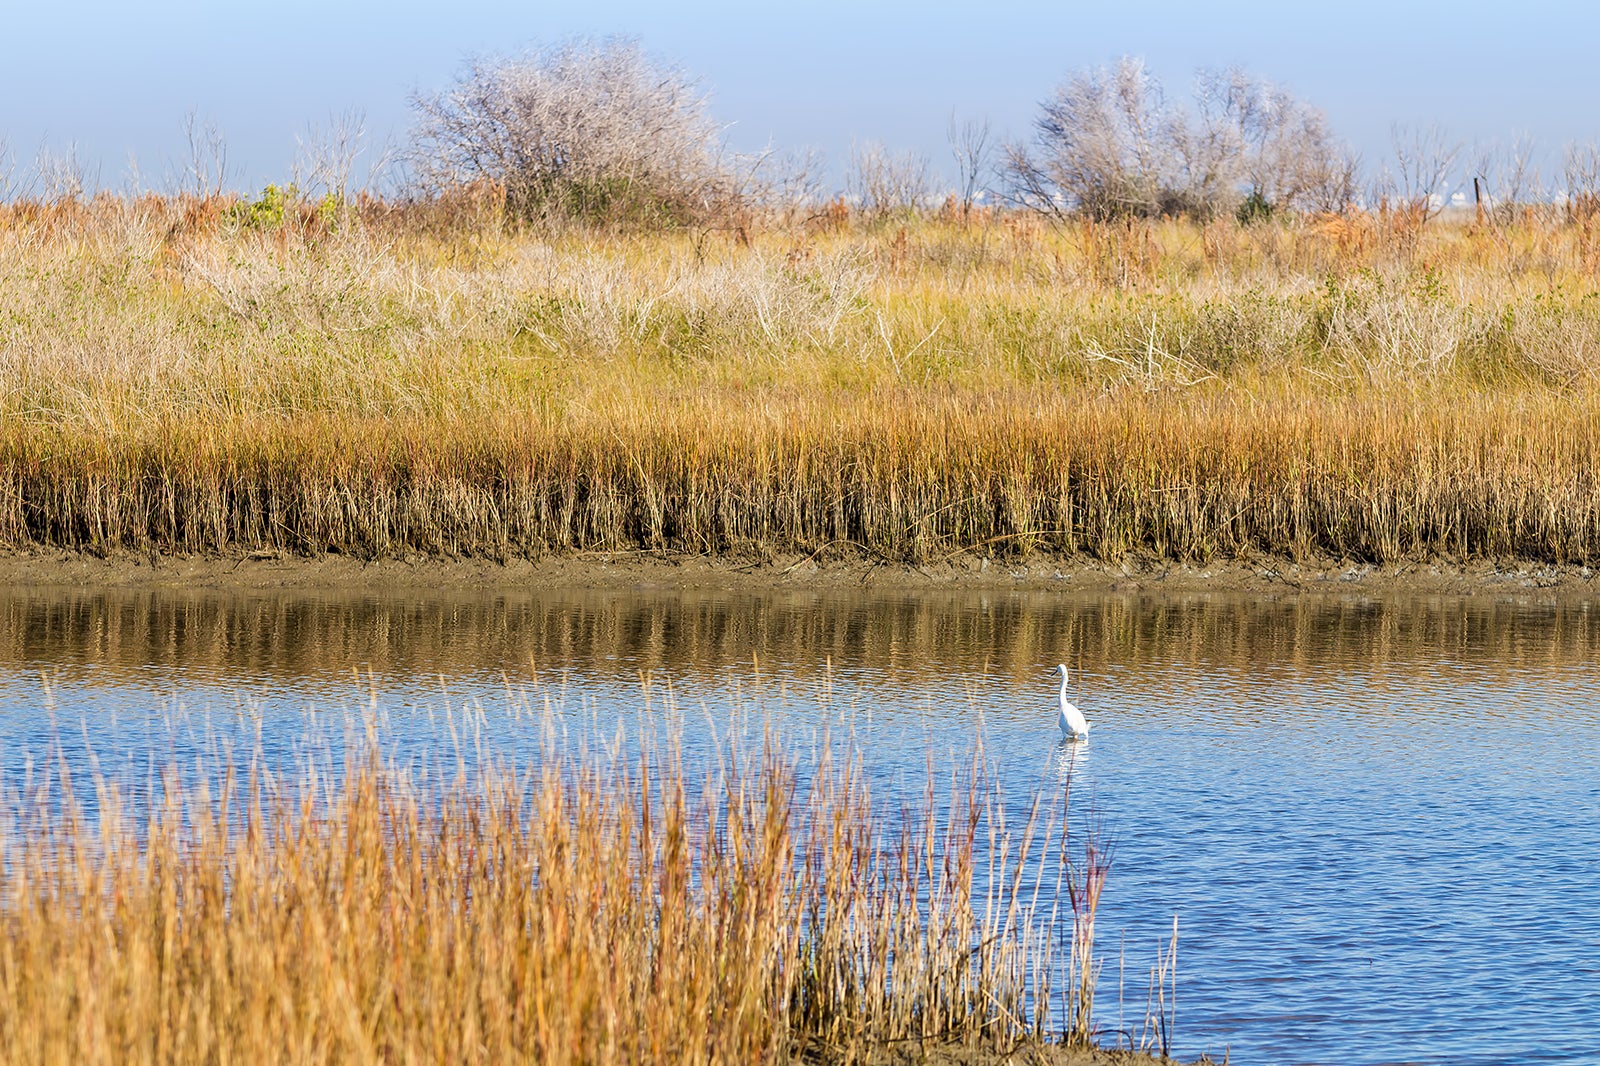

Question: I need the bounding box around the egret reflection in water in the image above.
[1053,736,1088,784]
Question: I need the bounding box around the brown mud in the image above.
[860,1044,1219,1066]
[2,547,1596,602]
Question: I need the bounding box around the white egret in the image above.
[1057,664,1089,738]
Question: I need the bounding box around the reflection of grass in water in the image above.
[0,693,1141,1064]
[2,586,1597,702]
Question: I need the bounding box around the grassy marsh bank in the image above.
[8,195,1600,566]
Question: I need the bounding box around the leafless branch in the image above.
[948,113,993,219]
[745,146,827,226]
[1474,133,1541,224]
[0,137,13,202]
[35,144,90,200]
[295,108,370,202]
[1390,123,1463,219]
[182,109,230,198]
[847,140,930,222]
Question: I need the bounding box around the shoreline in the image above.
[4,548,1598,601]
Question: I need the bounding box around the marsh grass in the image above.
[10,392,1600,565]
[0,707,1104,1064]
[8,194,1600,565]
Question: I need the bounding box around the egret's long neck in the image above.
[1059,673,1070,700]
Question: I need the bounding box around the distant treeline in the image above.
[397,40,1600,229]
[5,37,1597,232]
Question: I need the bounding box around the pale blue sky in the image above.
[3,0,1597,195]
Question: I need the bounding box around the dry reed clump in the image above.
[6,389,1600,565]
[8,194,1600,565]
[493,243,872,362]
[0,730,1089,1064]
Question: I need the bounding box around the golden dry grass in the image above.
[0,719,1096,1065]
[7,193,1600,564]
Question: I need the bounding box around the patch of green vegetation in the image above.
[1237,189,1274,225]
[227,184,342,231]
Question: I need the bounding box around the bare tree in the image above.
[1390,123,1463,219]
[1299,146,1361,214]
[1011,56,1173,220]
[408,37,730,227]
[947,113,993,219]
[1003,141,1070,222]
[1566,141,1600,217]
[746,146,827,225]
[1193,67,1357,215]
[181,109,230,198]
[1473,133,1541,223]
[34,145,89,200]
[1008,57,1349,222]
[847,140,930,222]
[1169,72,1246,217]
[295,108,397,202]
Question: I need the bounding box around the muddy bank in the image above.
[862,1043,1217,1066]
[3,547,1598,601]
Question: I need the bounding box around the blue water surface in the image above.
[0,585,1596,1065]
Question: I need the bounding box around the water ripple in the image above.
[0,587,1598,1064]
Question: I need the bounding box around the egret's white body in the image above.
[1057,664,1089,738]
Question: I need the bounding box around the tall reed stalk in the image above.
[1066,836,1113,1047]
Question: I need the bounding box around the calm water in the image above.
[1,585,1598,1065]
